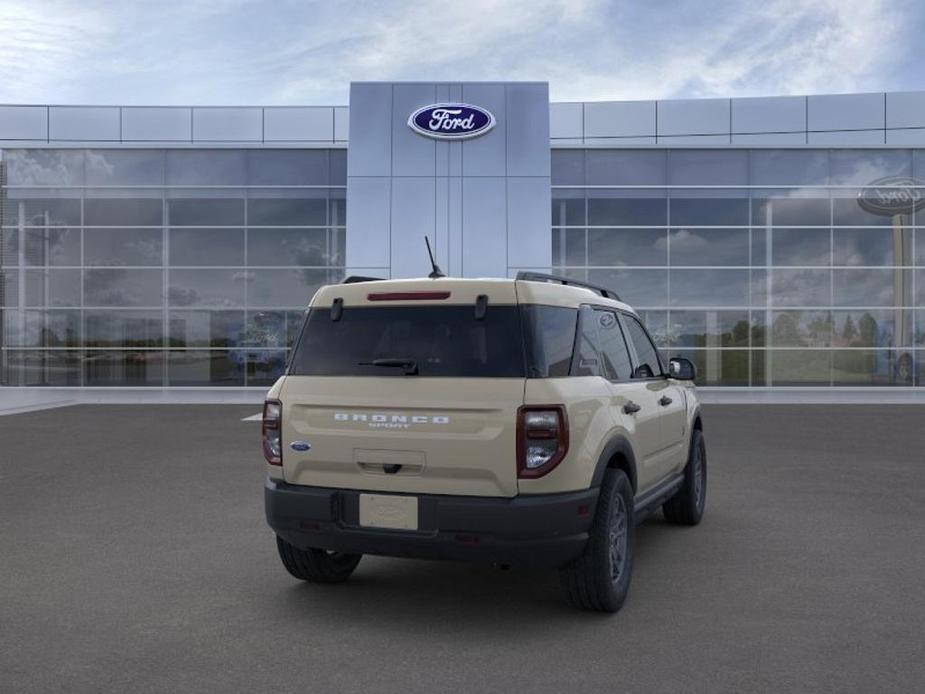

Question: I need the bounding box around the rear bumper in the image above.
[265,478,598,567]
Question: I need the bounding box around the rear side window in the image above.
[289,305,525,377]
[622,314,663,377]
[594,310,634,381]
[521,305,578,377]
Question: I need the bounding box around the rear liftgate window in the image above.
[290,305,527,377]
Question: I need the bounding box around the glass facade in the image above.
[552,148,925,387]
[0,148,346,386]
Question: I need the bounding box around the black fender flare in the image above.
[590,435,638,492]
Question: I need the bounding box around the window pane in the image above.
[25,269,81,307]
[669,150,747,185]
[244,310,298,348]
[588,228,667,266]
[637,310,669,348]
[749,150,828,186]
[670,269,750,307]
[771,229,830,266]
[768,349,831,385]
[24,228,80,266]
[587,269,667,307]
[770,269,830,306]
[752,196,830,226]
[833,309,911,348]
[594,310,633,380]
[770,310,833,347]
[670,197,749,226]
[247,195,327,226]
[668,310,750,348]
[670,349,749,386]
[551,191,585,226]
[247,228,339,266]
[166,150,246,185]
[2,350,82,386]
[84,198,163,226]
[833,228,908,266]
[168,197,244,226]
[834,268,909,306]
[84,351,164,386]
[23,310,80,347]
[10,197,82,227]
[85,269,163,307]
[168,310,245,348]
[668,228,749,266]
[167,351,244,386]
[573,306,603,377]
[169,228,244,266]
[85,310,163,347]
[622,314,662,377]
[587,193,666,226]
[85,228,163,266]
[1,228,19,265]
[832,350,912,386]
[551,150,584,185]
[168,269,246,307]
[245,350,288,386]
[247,269,336,308]
[586,150,666,185]
[833,196,895,226]
[829,150,912,185]
[247,150,330,185]
[522,305,577,377]
[5,150,84,186]
[85,150,164,185]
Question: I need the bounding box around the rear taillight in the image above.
[262,399,282,465]
[517,405,569,478]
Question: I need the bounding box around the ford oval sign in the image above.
[858,176,925,216]
[408,103,495,140]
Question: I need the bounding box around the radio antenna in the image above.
[424,236,445,279]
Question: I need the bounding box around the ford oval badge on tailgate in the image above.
[290,441,311,452]
[408,103,495,140]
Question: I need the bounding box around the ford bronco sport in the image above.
[264,272,706,612]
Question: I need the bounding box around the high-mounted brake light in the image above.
[517,405,569,478]
[367,291,451,301]
[262,399,282,465]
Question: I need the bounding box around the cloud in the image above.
[0,0,919,105]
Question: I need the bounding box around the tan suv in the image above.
[263,272,706,612]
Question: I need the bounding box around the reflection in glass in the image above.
[670,349,749,386]
[587,269,667,307]
[752,196,829,226]
[668,228,748,266]
[551,192,585,226]
[168,310,245,348]
[832,350,913,386]
[23,310,80,347]
[552,228,586,266]
[168,351,244,386]
[669,150,747,185]
[668,311,749,348]
[669,197,749,226]
[770,269,830,307]
[771,310,832,347]
[24,228,80,266]
[168,269,246,307]
[669,270,750,307]
[247,150,330,186]
[84,351,164,386]
[587,194,666,226]
[85,228,163,266]
[168,197,244,226]
[587,228,666,266]
[169,228,245,266]
[84,269,163,307]
[25,269,81,307]
[245,350,288,386]
[833,268,907,307]
[5,150,84,186]
[551,150,584,185]
[832,310,911,348]
[4,350,81,386]
[247,269,338,308]
[767,349,831,386]
[85,150,164,185]
[247,228,342,266]
[771,229,830,266]
[85,310,163,348]
[165,150,247,185]
[84,198,163,226]
[586,150,666,185]
[247,195,327,226]
[833,228,909,267]
[10,198,82,227]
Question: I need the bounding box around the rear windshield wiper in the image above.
[358,358,419,375]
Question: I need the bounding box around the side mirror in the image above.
[668,357,696,381]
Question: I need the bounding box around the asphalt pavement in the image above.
[1,404,924,694]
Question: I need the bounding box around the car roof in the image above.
[309,277,636,313]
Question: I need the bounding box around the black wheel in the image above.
[663,429,707,525]
[559,469,635,613]
[275,536,362,583]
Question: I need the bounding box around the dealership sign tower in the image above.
[345,82,551,279]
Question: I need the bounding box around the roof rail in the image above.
[515,271,621,301]
[343,275,385,284]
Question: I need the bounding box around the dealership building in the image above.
[1,82,924,395]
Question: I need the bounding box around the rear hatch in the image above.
[280,279,525,497]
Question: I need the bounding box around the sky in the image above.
[0,0,923,105]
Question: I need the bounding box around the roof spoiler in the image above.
[515,271,620,301]
[343,275,385,284]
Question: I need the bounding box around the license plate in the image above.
[359,494,419,530]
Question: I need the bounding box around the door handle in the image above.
[659,396,673,406]
[623,401,641,414]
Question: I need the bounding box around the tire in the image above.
[663,429,707,526]
[275,536,362,583]
[559,469,635,613]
